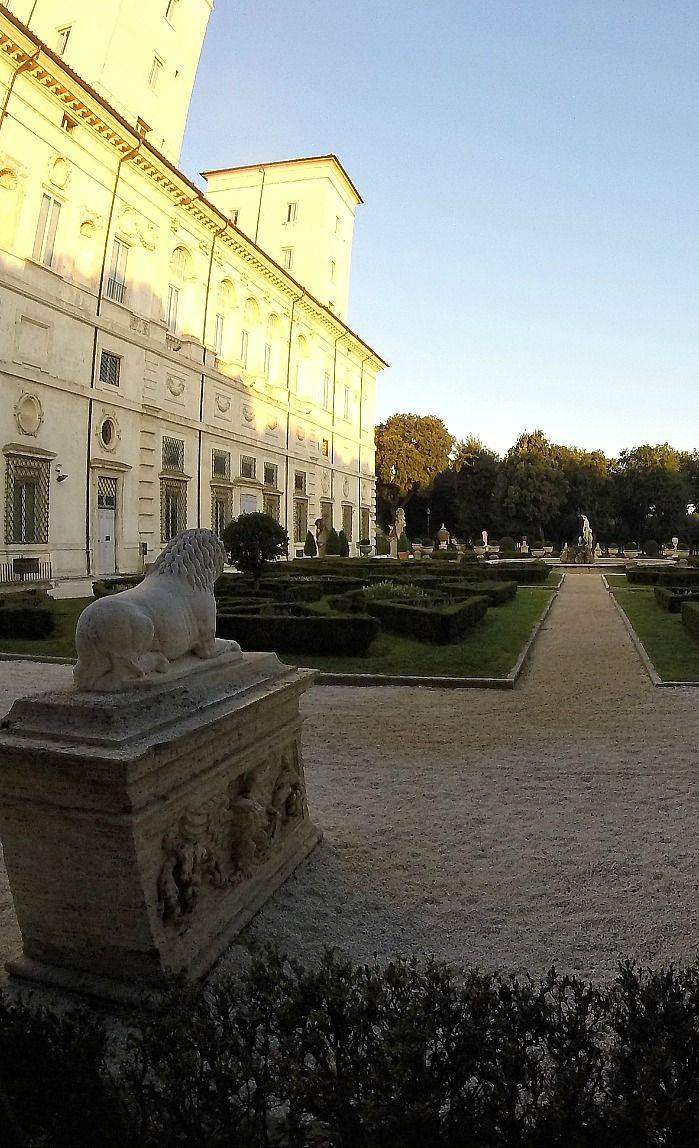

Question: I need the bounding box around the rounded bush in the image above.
[644,539,660,556]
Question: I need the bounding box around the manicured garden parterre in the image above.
[610,567,699,683]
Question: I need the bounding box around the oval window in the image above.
[100,418,114,447]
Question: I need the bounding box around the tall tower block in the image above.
[202,155,362,322]
[5,0,212,162]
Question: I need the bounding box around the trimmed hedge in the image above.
[654,587,699,613]
[447,580,517,606]
[217,612,379,655]
[658,568,699,588]
[366,595,488,643]
[682,602,699,640]
[8,952,699,1145]
[427,548,460,561]
[0,606,55,639]
[92,576,143,598]
[483,561,549,584]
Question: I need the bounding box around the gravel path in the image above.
[2,571,699,983]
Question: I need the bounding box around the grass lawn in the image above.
[281,587,554,678]
[0,597,90,659]
[611,587,699,682]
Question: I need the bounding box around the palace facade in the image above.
[0,0,385,581]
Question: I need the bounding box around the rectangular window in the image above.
[263,343,271,378]
[211,487,232,537]
[285,202,297,223]
[240,455,256,480]
[149,56,163,89]
[162,436,184,472]
[99,350,121,387]
[293,498,308,543]
[294,471,306,494]
[214,313,224,356]
[106,238,128,304]
[160,479,186,542]
[56,26,71,56]
[240,329,249,367]
[32,193,61,267]
[342,503,353,542]
[166,285,179,333]
[212,449,230,478]
[5,454,50,544]
[263,462,278,487]
[263,492,280,521]
[320,500,333,530]
[323,371,332,410]
[361,507,371,541]
[281,247,293,271]
[321,438,329,458]
[344,386,351,420]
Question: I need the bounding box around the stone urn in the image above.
[607,545,618,556]
[543,544,554,555]
[624,546,639,558]
[474,545,486,557]
[436,523,450,550]
[531,548,545,558]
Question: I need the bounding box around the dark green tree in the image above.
[375,413,453,527]
[221,513,288,587]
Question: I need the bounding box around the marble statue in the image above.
[314,517,329,556]
[389,507,407,557]
[74,528,238,691]
[482,530,488,547]
[581,515,593,550]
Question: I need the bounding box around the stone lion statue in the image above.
[74,528,239,692]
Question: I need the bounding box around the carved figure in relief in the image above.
[74,528,238,691]
[157,746,307,923]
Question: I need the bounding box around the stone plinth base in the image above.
[0,649,320,1003]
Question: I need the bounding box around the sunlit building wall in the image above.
[0,5,385,580]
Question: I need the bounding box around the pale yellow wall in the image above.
[3,0,212,162]
[0,10,382,577]
[204,158,358,321]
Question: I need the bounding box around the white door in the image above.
[96,477,117,574]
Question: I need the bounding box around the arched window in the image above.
[243,296,261,326]
[267,312,281,339]
[170,245,191,282]
[217,278,236,313]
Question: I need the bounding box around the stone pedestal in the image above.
[0,648,320,1003]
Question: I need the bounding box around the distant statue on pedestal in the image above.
[388,507,406,558]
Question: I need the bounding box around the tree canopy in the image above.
[375,418,697,548]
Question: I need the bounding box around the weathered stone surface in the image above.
[0,649,319,1002]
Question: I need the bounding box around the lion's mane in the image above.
[149,529,225,592]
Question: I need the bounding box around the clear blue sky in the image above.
[181,0,699,458]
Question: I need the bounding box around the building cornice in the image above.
[0,7,388,372]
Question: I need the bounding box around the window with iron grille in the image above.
[162,436,184,472]
[211,487,233,537]
[160,478,186,542]
[166,285,179,333]
[240,455,256,480]
[322,438,329,457]
[294,471,306,494]
[5,454,50,544]
[263,493,280,521]
[99,350,121,387]
[342,503,353,542]
[212,449,230,479]
[361,507,371,541]
[320,500,333,530]
[263,463,278,488]
[97,475,117,509]
[293,498,307,543]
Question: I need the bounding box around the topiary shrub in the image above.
[500,535,516,553]
[338,529,350,558]
[366,595,489,643]
[682,601,699,639]
[222,512,288,587]
[0,606,55,639]
[303,530,317,557]
[375,531,390,556]
[644,539,660,556]
[397,531,410,554]
[324,527,341,556]
[217,612,379,655]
